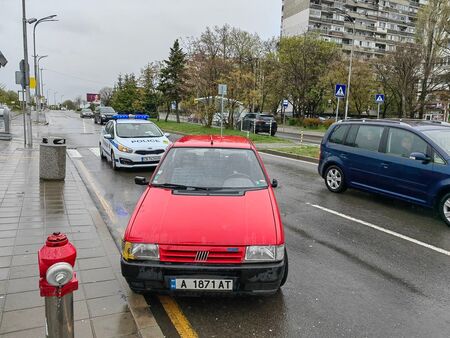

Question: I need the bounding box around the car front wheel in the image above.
[111,151,118,170]
[325,165,347,193]
[438,193,450,227]
[100,144,106,160]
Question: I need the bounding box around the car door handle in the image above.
[381,163,389,169]
[339,154,347,159]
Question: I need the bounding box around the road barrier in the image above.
[38,232,78,338]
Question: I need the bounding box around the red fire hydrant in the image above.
[38,232,78,338]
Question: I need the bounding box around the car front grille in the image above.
[134,149,165,155]
[159,245,244,264]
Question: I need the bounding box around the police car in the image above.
[99,115,171,170]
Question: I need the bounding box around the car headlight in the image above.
[101,114,106,118]
[118,143,133,153]
[244,245,285,262]
[122,242,159,261]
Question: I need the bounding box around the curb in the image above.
[259,149,319,164]
[68,157,165,338]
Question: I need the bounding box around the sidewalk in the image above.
[0,138,163,336]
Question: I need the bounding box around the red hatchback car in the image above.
[121,135,288,294]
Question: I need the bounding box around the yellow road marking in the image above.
[158,296,198,338]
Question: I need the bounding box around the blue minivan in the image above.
[318,119,450,226]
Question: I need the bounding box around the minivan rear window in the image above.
[329,125,349,144]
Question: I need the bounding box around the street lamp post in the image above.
[36,55,47,122]
[54,91,58,108]
[21,0,36,147]
[40,68,45,107]
[32,15,57,118]
[335,8,355,120]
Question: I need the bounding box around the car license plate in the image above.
[142,156,160,162]
[170,278,233,291]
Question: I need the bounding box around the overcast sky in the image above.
[0,0,281,102]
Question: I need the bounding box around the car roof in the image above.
[338,119,450,132]
[174,135,253,149]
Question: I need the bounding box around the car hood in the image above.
[127,187,278,246]
[116,136,170,150]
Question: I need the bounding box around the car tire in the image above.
[100,144,106,160]
[280,250,288,287]
[324,165,347,193]
[271,130,276,137]
[111,151,118,171]
[94,117,97,124]
[438,193,450,227]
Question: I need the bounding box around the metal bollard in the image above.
[269,120,272,137]
[38,233,78,338]
[300,131,304,145]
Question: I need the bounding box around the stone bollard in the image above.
[39,137,67,180]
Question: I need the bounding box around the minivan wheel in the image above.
[325,165,347,193]
[438,193,450,227]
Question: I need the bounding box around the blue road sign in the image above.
[283,99,289,108]
[335,84,346,98]
[375,94,385,103]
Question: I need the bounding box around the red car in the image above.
[121,135,288,294]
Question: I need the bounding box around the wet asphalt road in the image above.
[43,111,450,338]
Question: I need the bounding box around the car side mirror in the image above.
[164,133,171,137]
[135,176,149,186]
[103,134,113,140]
[271,179,278,188]
[410,152,430,163]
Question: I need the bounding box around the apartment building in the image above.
[281,0,427,57]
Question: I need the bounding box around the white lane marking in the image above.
[89,147,100,157]
[67,149,82,158]
[260,151,318,166]
[307,203,450,257]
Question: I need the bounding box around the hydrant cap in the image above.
[46,232,69,247]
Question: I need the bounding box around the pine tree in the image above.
[159,39,187,122]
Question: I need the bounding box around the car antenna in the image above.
[210,135,214,146]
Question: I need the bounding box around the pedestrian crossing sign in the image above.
[375,94,385,103]
[335,84,346,98]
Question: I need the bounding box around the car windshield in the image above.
[116,123,163,138]
[259,114,275,121]
[423,129,450,156]
[82,109,91,112]
[100,107,115,113]
[152,148,268,189]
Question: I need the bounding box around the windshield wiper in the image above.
[152,183,209,191]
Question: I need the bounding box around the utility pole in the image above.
[22,0,33,147]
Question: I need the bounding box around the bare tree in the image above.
[416,0,449,118]
[99,87,113,106]
[374,44,422,118]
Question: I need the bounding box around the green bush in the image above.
[288,118,297,126]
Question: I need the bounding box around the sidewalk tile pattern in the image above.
[0,141,138,337]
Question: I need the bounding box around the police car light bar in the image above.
[112,114,150,120]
